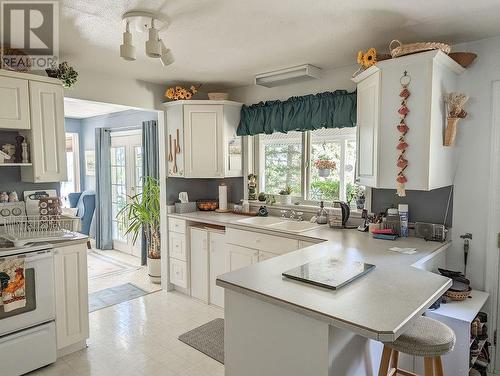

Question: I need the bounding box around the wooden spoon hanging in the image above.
[168,134,173,162]
[176,129,181,153]
[173,139,178,173]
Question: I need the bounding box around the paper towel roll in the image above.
[219,184,228,211]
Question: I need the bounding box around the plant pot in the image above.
[45,69,58,78]
[444,117,460,146]
[318,168,331,177]
[279,195,292,205]
[147,257,161,284]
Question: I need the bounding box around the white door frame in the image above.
[487,80,500,373]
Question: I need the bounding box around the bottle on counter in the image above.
[316,201,328,224]
[398,204,409,237]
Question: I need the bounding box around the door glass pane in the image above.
[261,132,302,196]
[134,146,143,194]
[111,146,127,242]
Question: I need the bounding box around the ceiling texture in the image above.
[60,0,500,88]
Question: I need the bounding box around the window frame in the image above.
[254,128,359,205]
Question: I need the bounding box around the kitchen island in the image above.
[168,211,453,375]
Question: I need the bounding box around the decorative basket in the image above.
[389,40,451,58]
[196,199,219,211]
[208,92,229,101]
[444,287,472,301]
[449,52,477,68]
[0,47,31,72]
[444,117,460,146]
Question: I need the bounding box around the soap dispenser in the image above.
[316,201,328,224]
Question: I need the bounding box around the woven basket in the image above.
[449,52,477,68]
[208,92,229,101]
[0,47,31,72]
[444,287,472,301]
[389,40,451,58]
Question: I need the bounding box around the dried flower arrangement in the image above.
[314,159,336,170]
[444,92,469,146]
[165,85,200,101]
[357,48,378,69]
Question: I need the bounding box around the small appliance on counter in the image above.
[328,201,352,229]
[415,222,448,242]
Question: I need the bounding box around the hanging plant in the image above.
[46,62,78,89]
[314,159,336,177]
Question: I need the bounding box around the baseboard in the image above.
[57,340,87,358]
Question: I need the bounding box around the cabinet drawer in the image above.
[169,218,186,234]
[226,228,299,255]
[169,258,188,289]
[169,231,187,261]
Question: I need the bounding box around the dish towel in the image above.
[0,257,26,312]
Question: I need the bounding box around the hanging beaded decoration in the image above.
[396,71,411,197]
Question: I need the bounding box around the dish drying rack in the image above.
[1,215,77,247]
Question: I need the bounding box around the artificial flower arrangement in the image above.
[314,159,336,170]
[443,92,469,146]
[164,85,200,101]
[357,48,378,68]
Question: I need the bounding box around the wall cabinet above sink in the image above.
[353,50,465,191]
[162,100,243,178]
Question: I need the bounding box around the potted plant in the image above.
[118,177,161,283]
[278,185,293,205]
[314,158,336,178]
[46,61,79,89]
[355,186,366,210]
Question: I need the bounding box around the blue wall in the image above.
[64,109,158,191]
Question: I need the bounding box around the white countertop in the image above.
[0,231,88,256]
[168,211,452,341]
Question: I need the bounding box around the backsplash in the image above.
[166,177,244,204]
[0,166,60,199]
[371,186,453,227]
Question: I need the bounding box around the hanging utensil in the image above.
[168,134,173,162]
[176,129,181,153]
[173,139,178,173]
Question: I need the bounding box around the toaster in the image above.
[415,222,448,242]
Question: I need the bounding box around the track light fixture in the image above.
[120,10,173,66]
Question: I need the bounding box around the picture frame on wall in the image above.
[85,150,96,176]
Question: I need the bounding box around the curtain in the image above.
[141,120,159,266]
[237,90,357,136]
[95,128,113,250]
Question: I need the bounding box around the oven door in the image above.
[0,249,55,336]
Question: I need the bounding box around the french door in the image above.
[110,132,143,257]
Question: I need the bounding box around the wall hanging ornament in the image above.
[396,71,411,197]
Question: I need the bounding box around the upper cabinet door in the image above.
[355,69,381,188]
[24,81,67,182]
[0,76,30,130]
[183,104,224,178]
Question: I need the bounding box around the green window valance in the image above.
[237,90,357,136]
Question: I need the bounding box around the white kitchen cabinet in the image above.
[225,244,259,272]
[169,231,187,261]
[209,230,226,307]
[258,251,278,262]
[0,75,30,130]
[168,218,189,289]
[162,100,243,178]
[22,81,67,182]
[352,50,464,190]
[53,242,89,353]
[190,227,209,302]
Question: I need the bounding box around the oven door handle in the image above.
[0,249,53,262]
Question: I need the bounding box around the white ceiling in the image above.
[64,98,131,118]
[60,0,500,88]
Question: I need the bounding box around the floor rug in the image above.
[87,251,139,280]
[89,283,149,312]
[178,318,225,364]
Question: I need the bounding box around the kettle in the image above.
[330,201,350,228]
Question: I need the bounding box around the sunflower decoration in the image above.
[164,84,201,101]
[353,47,379,78]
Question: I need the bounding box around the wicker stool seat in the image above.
[379,316,456,376]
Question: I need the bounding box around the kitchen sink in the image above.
[237,216,285,226]
[268,220,320,233]
[237,216,320,233]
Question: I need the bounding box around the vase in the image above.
[356,198,365,210]
[148,257,161,284]
[318,168,331,177]
[45,69,58,78]
[279,195,292,205]
[444,117,460,146]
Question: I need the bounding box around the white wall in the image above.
[228,36,500,291]
[63,68,166,111]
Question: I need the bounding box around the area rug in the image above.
[178,318,225,364]
[87,251,139,280]
[89,283,149,312]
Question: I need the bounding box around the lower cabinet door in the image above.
[170,258,189,289]
[209,231,226,307]
[53,243,89,350]
[225,244,259,272]
[190,227,208,302]
[258,251,278,262]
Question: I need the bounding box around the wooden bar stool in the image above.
[378,316,456,376]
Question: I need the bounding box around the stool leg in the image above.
[390,350,399,371]
[433,356,444,376]
[378,345,392,376]
[424,357,434,376]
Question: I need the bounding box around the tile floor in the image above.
[28,290,224,376]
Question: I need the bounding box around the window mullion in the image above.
[303,131,310,201]
[339,140,346,201]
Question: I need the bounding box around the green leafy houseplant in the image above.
[279,185,293,195]
[118,177,160,260]
[46,61,78,89]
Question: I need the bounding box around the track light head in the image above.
[145,18,161,58]
[120,21,136,61]
[160,40,175,66]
